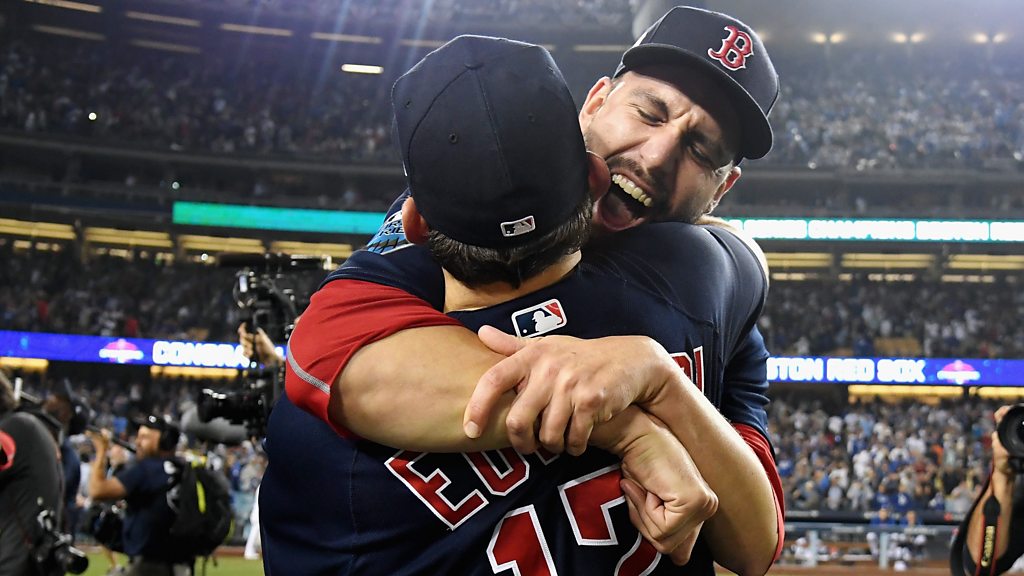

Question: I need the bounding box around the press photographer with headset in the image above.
[88,415,194,576]
[953,404,1024,575]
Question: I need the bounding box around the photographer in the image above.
[88,416,194,576]
[954,404,1024,575]
[0,371,63,576]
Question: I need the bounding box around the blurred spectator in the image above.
[771,397,1000,517]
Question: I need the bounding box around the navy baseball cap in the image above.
[614,6,779,160]
[393,35,588,249]
[132,414,178,434]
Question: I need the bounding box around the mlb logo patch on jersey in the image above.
[511,299,566,338]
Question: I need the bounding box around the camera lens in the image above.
[997,404,1024,460]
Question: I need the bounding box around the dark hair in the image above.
[428,195,592,289]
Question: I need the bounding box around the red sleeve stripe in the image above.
[0,430,16,472]
[285,279,462,438]
[733,423,786,563]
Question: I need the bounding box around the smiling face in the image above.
[579,64,743,231]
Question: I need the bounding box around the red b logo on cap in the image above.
[708,25,753,71]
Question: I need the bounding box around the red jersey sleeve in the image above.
[0,430,16,472]
[734,422,786,562]
[285,279,462,437]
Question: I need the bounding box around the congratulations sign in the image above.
[0,331,283,368]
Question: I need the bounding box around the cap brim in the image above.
[619,44,772,160]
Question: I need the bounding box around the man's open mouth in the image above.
[594,173,653,232]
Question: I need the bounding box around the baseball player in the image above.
[264,17,774,573]
[285,6,782,574]
[282,7,783,574]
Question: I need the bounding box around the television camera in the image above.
[195,253,327,440]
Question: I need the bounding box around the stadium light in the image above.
[310,32,381,44]
[828,32,846,44]
[23,0,101,13]
[910,33,926,43]
[124,11,201,27]
[130,39,201,55]
[992,33,1008,43]
[31,24,105,41]
[0,218,76,240]
[892,33,908,44]
[340,64,383,75]
[972,33,991,44]
[810,32,827,44]
[219,23,293,37]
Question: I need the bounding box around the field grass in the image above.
[80,551,264,576]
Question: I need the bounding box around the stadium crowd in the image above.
[175,0,632,28]
[0,243,323,342]
[3,35,1024,172]
[762,277,1024,358]
[3,243,1022,360]
[771,396,998,518]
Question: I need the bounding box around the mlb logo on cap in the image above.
[511,299,567,338]
[501,216,536,238]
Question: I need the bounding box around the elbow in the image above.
[89,482,113,501]
[719,532,778,576]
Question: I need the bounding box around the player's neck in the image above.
[442,252,581,313]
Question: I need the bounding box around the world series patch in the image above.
[365,211,410,255]
[511,298,566,338]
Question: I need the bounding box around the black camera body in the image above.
[33,505,88,576]
[195,253,324,440]
[997,403,1024,472]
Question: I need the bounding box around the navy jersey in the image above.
[115,457,185,562]
[263,195,773,575]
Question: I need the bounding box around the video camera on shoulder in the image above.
[195,253,327,440]
[998,403,1024,473]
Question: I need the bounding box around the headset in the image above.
[157,423,181,453]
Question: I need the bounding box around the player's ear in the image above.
[585,151,611,200]
[709,165,742,212]
[579,76,613,126]
[401,196,430,244]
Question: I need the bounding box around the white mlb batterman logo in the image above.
[500,215,536,238]
[511,298,566,338]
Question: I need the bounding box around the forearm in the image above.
[589,405,661,456]
[966,471,1015,566]
[646,380,778,575]
[89,447,109,499]
[335,325,514,452]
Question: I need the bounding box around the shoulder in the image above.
[1,411,56,444]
